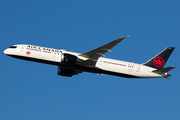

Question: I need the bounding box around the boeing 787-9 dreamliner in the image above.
[4,36,175,79]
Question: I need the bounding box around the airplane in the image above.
[3,36,175,79]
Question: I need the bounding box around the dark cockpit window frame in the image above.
[9,46,17,48]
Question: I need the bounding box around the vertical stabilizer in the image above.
[143,47,175,69]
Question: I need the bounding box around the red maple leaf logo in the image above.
[26,51,31,55]
[153,57,165,68]
[155,58,163,65]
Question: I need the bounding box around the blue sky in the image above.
[0,0,180,120]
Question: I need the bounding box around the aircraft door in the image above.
[127,64,134,72]
[136,65,141,72]
[98,60,102,65]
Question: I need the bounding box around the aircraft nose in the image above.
[3,49,8,54]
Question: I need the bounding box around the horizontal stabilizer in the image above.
[152,66,175,74]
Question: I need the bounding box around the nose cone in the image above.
[3,48,13,55]
[4,49,8,55]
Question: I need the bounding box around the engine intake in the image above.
[61,53,78,65]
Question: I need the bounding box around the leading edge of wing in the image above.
[79,36,129,60]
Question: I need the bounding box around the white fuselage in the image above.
[4,44,163,78]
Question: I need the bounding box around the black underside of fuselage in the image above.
[7,54,140,78]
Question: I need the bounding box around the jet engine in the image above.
[61,53,79,65]
[57,67,78,77]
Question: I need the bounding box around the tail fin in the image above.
[143,47,175,69]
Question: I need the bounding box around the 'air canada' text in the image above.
[26,45,61,54]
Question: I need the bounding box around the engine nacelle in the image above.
[57,67,77,77]
[61,53,78,65]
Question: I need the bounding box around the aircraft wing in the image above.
[78,36,129,67]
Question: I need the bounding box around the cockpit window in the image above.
[9,46,17,48]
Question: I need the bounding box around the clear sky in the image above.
[0,0,180,120]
